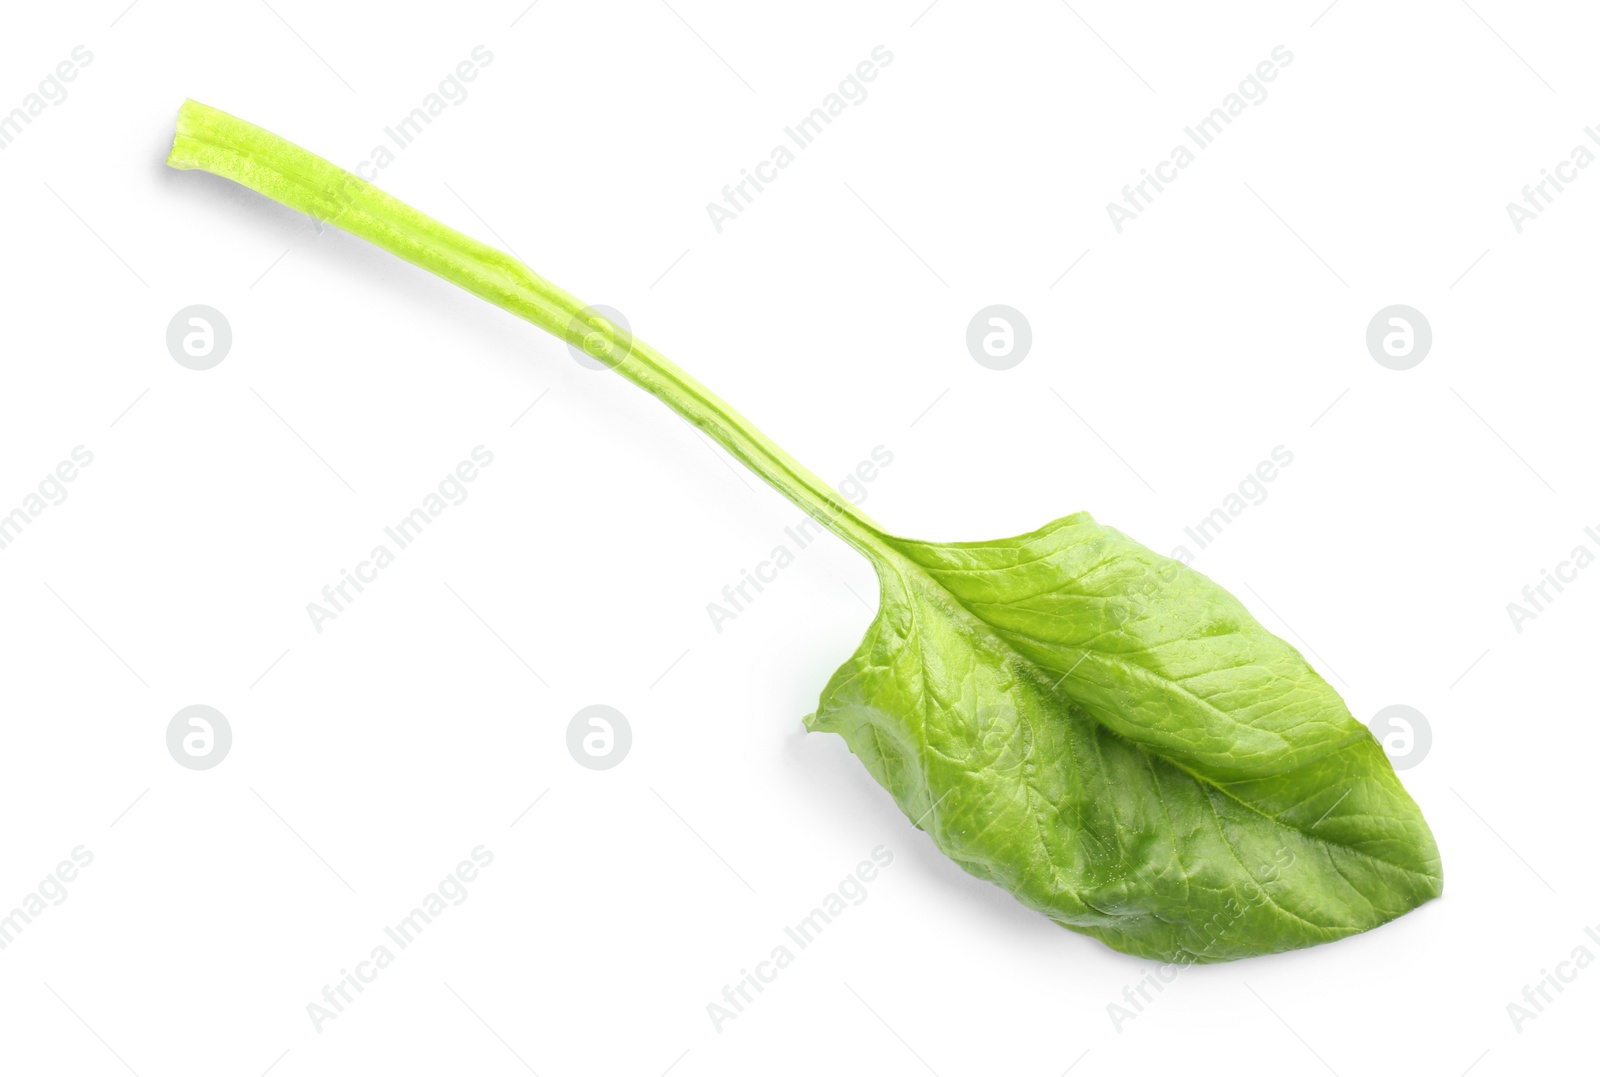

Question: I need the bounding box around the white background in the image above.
[1,1,1595,1074]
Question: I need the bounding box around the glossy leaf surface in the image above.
[809,513,1442,961]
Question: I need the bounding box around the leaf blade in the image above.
[808,512,1441,961]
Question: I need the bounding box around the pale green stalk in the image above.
[167,99,887,555]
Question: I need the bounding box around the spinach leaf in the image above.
[810,514,1441,961]
[168,100,1441,961]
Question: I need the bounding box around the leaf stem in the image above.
[167,100,889,556]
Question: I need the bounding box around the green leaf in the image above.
[167,100,1442,963]
[808,512,1442,961]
